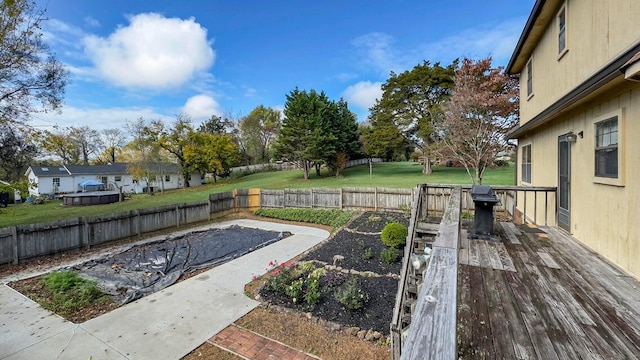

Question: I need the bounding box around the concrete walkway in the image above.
[0,220,329,360]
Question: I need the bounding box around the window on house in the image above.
[101,176,108,185]
[52,177,60,188]
[526,59,533,97]
[595,117,618,178]
[115,176,122,182]
[558,7,566,54]
[521,145,532,183]
[165,175,170,182]
[133,177,139,184]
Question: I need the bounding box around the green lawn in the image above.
[0,162,514,228]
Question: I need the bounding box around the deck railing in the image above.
[391,184,557,359]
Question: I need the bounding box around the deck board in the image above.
[456,224,640,360]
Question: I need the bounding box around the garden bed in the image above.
[256,211,409,336]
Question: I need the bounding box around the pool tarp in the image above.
[73,225,290,303]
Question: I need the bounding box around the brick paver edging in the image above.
[210,324,321,360]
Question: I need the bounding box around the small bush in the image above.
[308,267,326,280]
[265,261,299,293]
[381,247,400,264]
[254,208,353,228]
[285,279,304,303]
[304,278,321,305]
[381,222,408,248]
[362,247,373,260]
[322,271,347,289]
[334,277,369,310]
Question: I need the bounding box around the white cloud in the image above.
[84,16,100,28]
[342,81,382,110]
[418,19,525,66]
[30,106,172,133]
[83,13,215,89]
[351,32,403,76]
[182,94,222,121]
[352,18,527,75]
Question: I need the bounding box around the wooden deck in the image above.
[457,222,640,359]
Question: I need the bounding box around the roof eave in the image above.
[506,0,547,75]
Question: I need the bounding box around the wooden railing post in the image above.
[11,226,18,265]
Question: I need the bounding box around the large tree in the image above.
[239,105,281,164]
[274,88,336,180]
[0,124,38,182]
[184,132,238,183]
[96,128,127,164]
[362,124,409,161]
[123,118,169,193]
[39,125,100,164]
[324,99,361,177]
[368,61,456,174]
[435,57,519,184]
[143,115,194,187]
[0,0,68,128]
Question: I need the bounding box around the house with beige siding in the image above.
[506,0,640,278]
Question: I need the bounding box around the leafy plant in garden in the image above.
[285,279,304,303]
[362,247,373,260]
[253,208,353,228]
[334,277,369,310]
[381,247,400,264]
[322,271,347,289]
[381,222,408,248]
[304,278,321,305]
[265,260,299,293]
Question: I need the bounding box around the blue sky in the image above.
[34,0,536,131]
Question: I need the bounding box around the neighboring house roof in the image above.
[26,163,183,177]
[65,163,129,175]
[28,166,70,177]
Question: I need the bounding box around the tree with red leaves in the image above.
[434,57,519,184]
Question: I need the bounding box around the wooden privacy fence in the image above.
[260,187,414,211]
[0,191,239,265]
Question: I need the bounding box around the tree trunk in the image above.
[183,170,190,188]
[422,156,432,174]
[315,163,321,176]
[303,161,310,179]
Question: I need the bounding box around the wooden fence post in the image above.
[81,217,90,250]
[11,226,18,265]
[339,188,343,209]
[374,187,378,211]
[176,204,180,228]
[136,209,141,237]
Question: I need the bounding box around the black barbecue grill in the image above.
[470,185,500,237]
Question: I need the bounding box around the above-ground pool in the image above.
[73,225,290,303]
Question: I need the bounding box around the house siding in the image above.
[519,0,640,125]
[513,1,640,279]
[518,85,640,278]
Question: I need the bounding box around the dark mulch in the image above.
[347,211,410,233]
[301,231,402,275]
[258,211,408,336]
[260,273,398,335]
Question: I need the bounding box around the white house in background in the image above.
[24,163,204,196]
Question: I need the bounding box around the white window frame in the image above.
[521,144,532,184]
[526,58,534,99]
[593,108,625,187]
[557,4,568,59]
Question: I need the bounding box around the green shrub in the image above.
[381,247,400,264]
[41,271,107,313]
[285,279,304,303]
[381,222,408,248]
[304,278,321,305]
[334,277,369,310]
[362,247,373,260]
[265,262,299,293]
[254,208,353,228]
